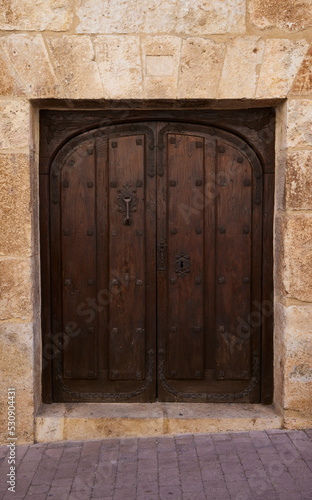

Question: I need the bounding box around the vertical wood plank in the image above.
[61,143,98,380]
[215,142,254,380]
[165,133,205,379]
[204,138,217,370]
[108,134,146,380]
[95,136,109,373]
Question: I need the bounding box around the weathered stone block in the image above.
[284,307,312,414]
[0,100,29,150]
[273,302,286,413]
[0,259,33,321]
[249,0,312,32]
[218,37,265,98]
[0,49,25,96]
[1,35,60,98]
[179,38,226,98]
[291,44,312,95]
[146,56,174,77]
[282,214,312,302]
[76,0,177,34]
[47,36,103,99]
[93,36,142,99]
[0,154,31,257]
[0,0,73,31]
[175,0,246,35]
[287,99,312,148]
[286,151,312,210]
[256,39,309,98]
[0,322,34,444]
[141,37,181,98]
[76,0,245,35]
[284,381,312,417]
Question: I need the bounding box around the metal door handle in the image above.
[123,196,131,225]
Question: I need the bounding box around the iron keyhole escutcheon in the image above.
[123,195,131,225]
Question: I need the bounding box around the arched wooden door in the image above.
[41,121,268,403]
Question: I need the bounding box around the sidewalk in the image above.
[0,429,311,500]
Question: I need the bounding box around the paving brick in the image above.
[136,496,159,500]
[156,437,176,450]
[27,484,50,494]
[244,466,267,479]
[136,481,158,495]
[1,429,311,500]
[194,434,214,445]
[22,447,46,462]
[212,433,233,442]
[205,486,230,499]
[214,442,236,455]
[254,490,278,499]
[24,494,49,500]
[158,472,179,486]
[92,484,115,497]
[42,447,63,460]
[68,491,92,500]
[183,493,207,500]
[159,484,182,499]
[45,486,71,499]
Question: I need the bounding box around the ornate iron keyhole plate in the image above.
[174,251,190,277]
[116,183,138,225]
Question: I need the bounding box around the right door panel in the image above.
[157,123,263,402]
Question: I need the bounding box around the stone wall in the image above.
[0,0,312,443]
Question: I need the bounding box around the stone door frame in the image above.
[1,31,312,443]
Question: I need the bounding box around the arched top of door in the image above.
[50,121,263,181]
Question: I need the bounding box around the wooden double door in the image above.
[41,119,272,403]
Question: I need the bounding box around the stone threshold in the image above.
[35,403,282,442]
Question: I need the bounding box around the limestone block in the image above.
[285,305,312,348]
[76,0,177,34]
[287,99,312,148]
[1,35,60,98]
[284,417,312,429]
[282,214,312,302]
[0,154,31,258]
[0,0,73,31]
[273,302,286,413]
[47,36,103,99]
[179,38,226,98]
[286,151,312,210]
[0,49,25,96]
[175,0,246,35]
[256,39,309,98]
[0,100,29,150]
[291,44,312,95]
[0,322,34,444]
[35,416,65,443]
[218,37,265,98]
[284,381,312,417]
[93,36,142,99]
[76,0,245,35]
[0,259,33,321]
[284,307,312,413]
[141,37,181,99]
[249,0,312,32]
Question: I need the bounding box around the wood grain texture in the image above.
[40,113,274,404]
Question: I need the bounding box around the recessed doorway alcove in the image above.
[37,103,276,441]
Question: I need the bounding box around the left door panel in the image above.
[46,124,157,402]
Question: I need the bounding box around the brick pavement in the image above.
[0,429,312,500]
